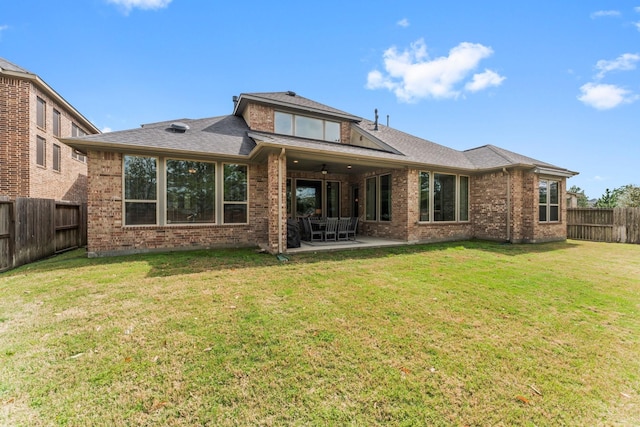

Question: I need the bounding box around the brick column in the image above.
[266,151,287,254]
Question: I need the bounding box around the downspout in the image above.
[278,148,285,254]
[503,167,511,243]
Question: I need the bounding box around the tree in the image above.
[616,184,640,208]
[595,188,619,208]
[568,185,589,207]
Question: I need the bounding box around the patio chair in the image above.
[305,217,324,242]
[324,217,338,241]
[347,216,358,240]
[337,217,350,241]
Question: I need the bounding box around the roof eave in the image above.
[233,93,362,122]
[59,138,251,162]
[1,68,101,135]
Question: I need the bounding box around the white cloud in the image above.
[106,0,172,14]
[635,7,640,13]
[594,53,640,79]
[590,10,621,19]
[635,21,640,31]
[397,18,410,28]
[465,69,506,92]
[577,83,638,110]
[366,38,504,102]
[101,126,113,133]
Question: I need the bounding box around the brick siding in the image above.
[0,76,93,202]
[85,150,270,256]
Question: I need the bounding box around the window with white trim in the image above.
[539,179,559,222]
[419,171,469,222]
[274,111,341,142]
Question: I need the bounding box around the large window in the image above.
[124,156,248,226]
[36,136,46,167]
[365,174,391,222]
[124,155,158,225]
[274,111,341,142]
[419,172,469,222]
[166,160,215,224]
[223,164,248,223]
[37,97,46,129]
[539,179,559,222]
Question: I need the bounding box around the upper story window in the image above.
[71,124,87,162]
[36,136,46,167]
[274,111,341,142]
[539,179,559,222]
[53,144,61,172]
[37,97,46,129]
[53,109,61,137]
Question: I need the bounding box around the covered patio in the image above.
[287,235,408,254]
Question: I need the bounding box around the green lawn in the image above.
[1,240,639,426]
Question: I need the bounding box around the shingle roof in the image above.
[0,57,32,74]
[463,144,559,170]
[235,92,362,121]
[63,92,576,176]
[354,119,477,169]
[63,115,255,157]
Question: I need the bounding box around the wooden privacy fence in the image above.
[567,208,640,244]
[0,198,87,272]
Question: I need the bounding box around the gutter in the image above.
[278,148,286,254]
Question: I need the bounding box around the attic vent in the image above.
[286,91,296,97]
[168,122,189,133]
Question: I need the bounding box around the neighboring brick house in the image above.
[63,91,577,256]
[0,58,100,202]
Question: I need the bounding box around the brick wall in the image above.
[28,85,91,202]
[86,150,270,256]
[472,170,509,241]
[0,75,92,202]
[242,101,352,144]
[0,77,30,197]
[531,174,567,242]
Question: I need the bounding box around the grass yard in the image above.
[1,240,639,426]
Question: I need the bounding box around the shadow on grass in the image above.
[1,239,583,279]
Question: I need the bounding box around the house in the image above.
[62,91,577,257]
[0,58,100,202]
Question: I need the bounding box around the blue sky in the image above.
[2,0,638,199]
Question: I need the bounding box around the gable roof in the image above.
[0,57,100,134]
[234,91,362,122]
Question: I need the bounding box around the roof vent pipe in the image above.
[387,115,389,127]
[374,108,379,131]
[286,91,296,97]
[232,95,238,107]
